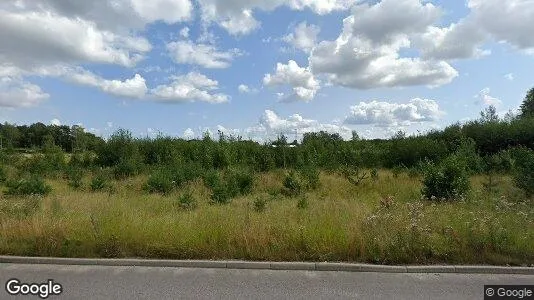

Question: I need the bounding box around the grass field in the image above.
[0,170,533,265]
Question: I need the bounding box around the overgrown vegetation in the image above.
[1,87,534,264]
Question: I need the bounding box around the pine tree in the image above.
[520,87,534,118]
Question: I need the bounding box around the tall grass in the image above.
[0,171,532,265]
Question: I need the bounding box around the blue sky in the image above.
[0,0,533,141]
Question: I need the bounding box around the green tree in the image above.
[520,87,534,118]
[480,105,499,123]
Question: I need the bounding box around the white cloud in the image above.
[50,118,61,126]
[416,21,489,60]
[283,22,320,53]
[238,84,258,94]
[475,88,502,106]
[309,0,458,89]
[151,72,229,103]
[0,75,49,108]
[179,27,190,38]
[468,0,534,53]
[130,0,193,24]
[344,98,443,127]
[167,40,242,69]
[183,128,195,140]
[263,60,320,101]
[0,9,152,69]
[13,0,193,30]
[247,110,353,141]
[196,0,355,36]
[504,73,514,81]
[66,69,148,98]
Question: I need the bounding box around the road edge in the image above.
[1,256,532,275]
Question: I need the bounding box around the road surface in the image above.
[1,263,532,299]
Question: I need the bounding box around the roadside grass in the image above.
[0,170,532,265]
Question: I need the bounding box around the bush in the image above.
[225,168,254,197]
[282,171,303,197]
[421,156,470,201]
[145,169,174,194]
[66,167,84,189]
[210,183,232,205]
[392,165,403,178]
[203,169,221,190]
[113,159,139,180]
[297,196,309,209]
[511,148,534,197]
[299,166,320,190]
[0,165,7,183]
[253,196,267,212]
[170,162,205,187]
[5,176,52,196]
[177,192,197,210]
[90,173,110,192]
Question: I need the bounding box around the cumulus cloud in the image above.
[167,40,242,69]
[50,118,61,126]
[179,27,190,38]
[12,0,193,30]
[0,9,152,69]
[416,21,489,60]
[183,128,195,140]
[504,73,514,81]
[0,75,50,108]
[238,84,258,94]
[151,72,229,103]
[475,88,502,106]
[245,110,353,141]
[283,22,320,53]
[196,0,355,36]
[344,98,443,127]
[64,69,148,98]
[309,0,458,89]
[0,0,192,105]
[263,60,320,101]
[468,0,534,53]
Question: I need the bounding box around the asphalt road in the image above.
[1,263,533,299]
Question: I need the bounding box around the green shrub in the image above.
[253,196,267,212]
[511,148,534,197]
[145,169,174,194]
[203,169,221,190]
[113,159,139,180]
[66,167,84,189]
[177,192,197,210]
[170,162,205,187]
[5,176,52,196]
[299,166,320,190]
[297,195,309,209]
[341,166,369,186]
[421,156,470,201]
[90,173,109,192]
[210,183,232,205]
[282,171,303,197]
[0,165,7,183]
[392,165,403,178]
[225,168,254,197]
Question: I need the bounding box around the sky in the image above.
[0,0,533,141]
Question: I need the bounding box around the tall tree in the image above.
[480,105,499,123]
[520,87,534,118]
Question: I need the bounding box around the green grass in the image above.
[0,170,532,265]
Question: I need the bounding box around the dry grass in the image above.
[0,170,533,265]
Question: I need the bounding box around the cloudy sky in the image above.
[1,0,533,141]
